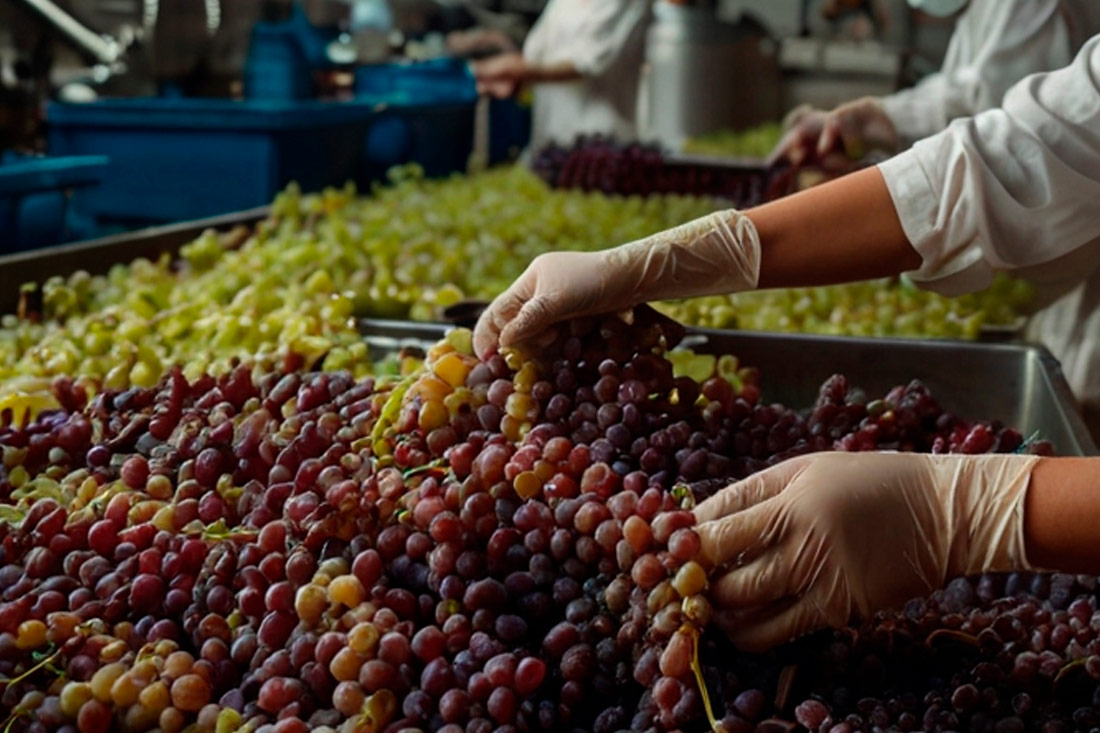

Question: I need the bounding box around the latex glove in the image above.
[693,451,1040,652]
[473,209,761,358]
[769,98,898,170]
[472,52,527,98]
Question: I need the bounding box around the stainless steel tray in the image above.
[361,318,1097,457]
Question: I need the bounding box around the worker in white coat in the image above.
[772,0,1100,168]
[771,0,1100,443]
[473,34,1100,650]
[469,0,651,151]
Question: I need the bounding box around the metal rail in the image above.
[12,0,122,66]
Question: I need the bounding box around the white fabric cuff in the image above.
[878,149,993,296]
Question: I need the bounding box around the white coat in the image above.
[522,0,651,151]
[880,0,1100,146]
[879,36,1100,433]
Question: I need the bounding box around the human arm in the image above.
[446,28,518,58]
[1024,457,1100,572]
[472,165,915,357]
[881,0,1073,146]
[474,38,1100,358]
[691,452,1100,652]
[471,52,579,98]
[769,0,1074,165]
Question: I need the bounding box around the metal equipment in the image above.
[637,1,782,148]
[716,0,954,116]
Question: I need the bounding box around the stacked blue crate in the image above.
[47,98,375,231]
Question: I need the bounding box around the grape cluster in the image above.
[694,571,1100,732]
[0,309,1061,733]
[531,136,775,205]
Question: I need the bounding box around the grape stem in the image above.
[0,647,61,690]
[371,373,418,445]
[1,708,30,733]
[688,626,721,732]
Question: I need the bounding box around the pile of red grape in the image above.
[0,311,1064,733]
[530,137,781,205]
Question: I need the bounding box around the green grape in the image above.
[0,166,716,409]
[681,122,785,158]
[656,272,1033,341]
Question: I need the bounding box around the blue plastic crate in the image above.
[355,60,477,178]
[47,98,375,229]
[0,153,107,252]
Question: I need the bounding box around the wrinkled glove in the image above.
[769,97,899,169]
[693,451,1040,652]
[473,209,760,358]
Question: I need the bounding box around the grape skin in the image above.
[0,314,1064,733]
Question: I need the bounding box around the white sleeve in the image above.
[880,0,1074,146]
[564,0,650,78]
[878,36,1100,296]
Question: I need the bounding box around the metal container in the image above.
[359,319,1096,457]
[638,2,782,149]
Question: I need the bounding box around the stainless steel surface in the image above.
[359,318,1097,457]
[0,206,267,314]
[639,2,782,149]
[14,0,123,65]
[687,328,1096,457]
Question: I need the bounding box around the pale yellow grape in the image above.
[656,274,1034,340]
[0,167,713,410]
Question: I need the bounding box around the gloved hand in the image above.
[769,98,899,170]
[473,210,761,358]
[693,451,1041,652]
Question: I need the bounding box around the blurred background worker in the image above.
[469,0,651,151]
[771,0,1100,168]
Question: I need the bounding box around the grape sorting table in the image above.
[0,207,1092,456]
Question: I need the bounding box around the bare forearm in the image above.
[525,61,581,83]
[747,166,920,288]
[1024,457,1100,573]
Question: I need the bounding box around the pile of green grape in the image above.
[0,168,713,404]
[0,165,1035,415]
[680,123,785,159]
[657,274,1034,340]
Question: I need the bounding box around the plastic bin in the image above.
[47,98,375,229]
[355,60,477,178]
[0,153,108,253]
